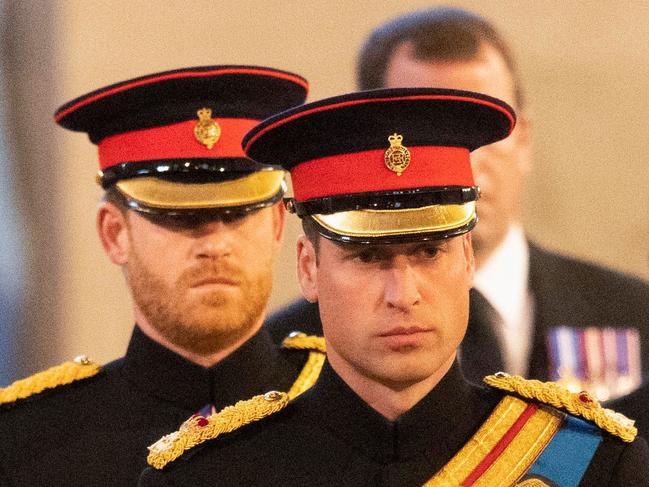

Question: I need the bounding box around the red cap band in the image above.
[98,118,258,169]
[291,146,472,202]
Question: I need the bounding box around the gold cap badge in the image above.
[194,107,221,149]
[384,133,410,176]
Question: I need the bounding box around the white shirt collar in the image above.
[473,225,533,376]
[473,225,529,318]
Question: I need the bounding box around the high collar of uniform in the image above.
[302,360,490,464]
[122,326,295,411]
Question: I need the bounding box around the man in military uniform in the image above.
[266,7,649,400]
[0,66,325,486]
[140,88,649,486]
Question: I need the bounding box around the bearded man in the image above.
[0,66,324,487]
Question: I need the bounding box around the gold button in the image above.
[264,391,283,402]
[73,355,91,365]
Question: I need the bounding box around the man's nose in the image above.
[383,257,421,311]
[193,221,234,259]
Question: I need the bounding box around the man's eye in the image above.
[421,246,441,258]
[356,250,380,263]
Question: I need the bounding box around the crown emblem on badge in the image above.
[384,133,411,176]
[194,107,221,149]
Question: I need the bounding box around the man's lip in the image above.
[190,278,239,288]
[378,327,432,337]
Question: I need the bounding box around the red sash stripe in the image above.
[462,403,539,486]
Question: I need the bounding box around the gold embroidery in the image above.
[147,391,289,469]
[281,332,326,354]
[484,373,637,442]
[147,334,326,469]
[516,479,550,486]
[425,395,562,486]
[0,356,100,405]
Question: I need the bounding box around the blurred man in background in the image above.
[267,7,649,401]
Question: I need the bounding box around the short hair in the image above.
[357,7,525,108]
[103,186,128,213]
[301,217,321,263]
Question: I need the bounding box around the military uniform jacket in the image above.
[0,326,308,487]
[138,362,649,487]
[266,242,649,383]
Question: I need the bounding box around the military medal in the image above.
[547,326,642,401]
[194,107,221,149]
[384,133,410,176]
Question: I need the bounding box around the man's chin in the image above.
[165,322,257,356]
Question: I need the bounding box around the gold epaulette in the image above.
[484,372,637,442]
[0,355,101,406]
[147,391,289,470]
[282,332,326,400]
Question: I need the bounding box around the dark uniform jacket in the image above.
[266,243,649,382]
[139,361,649,486]
[0,326,308,487]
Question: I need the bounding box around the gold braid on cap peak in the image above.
[484,373,637,443]
[0,356,101,405]
[147,333,327,470]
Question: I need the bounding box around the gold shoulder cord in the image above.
[281,332,326,400]
[484,372,637,443]
[0,355,100,406]
[148,391,290,470]
[147,333,326,470]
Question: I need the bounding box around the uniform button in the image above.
[264,391,283,402]
[73,355,91,365]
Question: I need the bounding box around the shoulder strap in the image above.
[0,355,100,406]
[483,372,637,442]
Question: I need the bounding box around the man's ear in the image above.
[97,202,130,265]
[269,201,286,256]
[462,232,475,285]
[296,235,318,303]
[514,109,533,175]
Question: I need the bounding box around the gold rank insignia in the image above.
[384,133,411,176]
[194,107,221,149]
